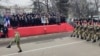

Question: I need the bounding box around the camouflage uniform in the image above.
[93,20,100,42]
[86,19,94,41]
[81,19,88,40]
[71,19,80,37]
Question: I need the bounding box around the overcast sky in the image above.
[9,0,32,6]
[0,0,51,7]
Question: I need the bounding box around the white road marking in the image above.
[2,41,84,56]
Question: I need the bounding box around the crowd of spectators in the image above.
[0,13,66,38]
[1,13,66,27]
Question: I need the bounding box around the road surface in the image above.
[0,32,100,56]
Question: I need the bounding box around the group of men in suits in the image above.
[9,13,66,27]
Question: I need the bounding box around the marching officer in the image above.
[93,20,100,43]
[71,19,80,37]
[81,19,88,40]
[7,27,22,53]
[86,19,94,41]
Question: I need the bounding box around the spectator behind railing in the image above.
[0,15,4,25]
[41,15,49,25]
[4,16,10,27]
[0,13,67,28]
[10,15,18,27]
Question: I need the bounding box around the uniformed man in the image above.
[86,19,94,41]
[76,19,84,39]
[81,19,88,40]
[7,27,22,53]
[71,19,80,37]
[93,20,100,43]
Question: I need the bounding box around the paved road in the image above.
[0,32,100,56]
[0,32,71,47]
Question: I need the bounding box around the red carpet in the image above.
[8,23,74,38]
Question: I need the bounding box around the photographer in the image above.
[1,25,8,38]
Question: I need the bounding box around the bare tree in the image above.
[94,0,100,15]
[56,0,69,17]
[68,0,100,19]
[87,0,100,18]
[69,0,87,18]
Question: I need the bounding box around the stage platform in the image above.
[8,23,74,38]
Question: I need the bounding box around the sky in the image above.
[0,0,52,7]
[0,0,32,6]
[9,0,32,6]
